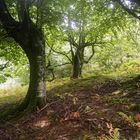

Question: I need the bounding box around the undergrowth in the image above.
[0,75,140,139]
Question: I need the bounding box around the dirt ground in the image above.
[0,76,140,140]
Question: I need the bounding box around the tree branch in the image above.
[84,46,95,63]
[16,0,31,24]
[114,0,140,20]
[53,62,71,68]
[130,0,140,6]
[70,43,75,58]
[0,62,9,71]
[0,0,18,30]
[46,41,72,63]
[84,41,107,47]
[35,0,44,26]
[68,34,79,48]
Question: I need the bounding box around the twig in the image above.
[37,100,61,113]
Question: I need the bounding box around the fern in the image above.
[118,112,135,126]
[106,128,120,140]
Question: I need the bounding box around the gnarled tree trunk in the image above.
[13,23,47,112]
[0,0,47,116]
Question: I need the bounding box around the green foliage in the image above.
[118,112,136,126]
[131,104,140,113]
[0,37,28,65]
[0,37,29,84]
[0,85,27,113]
[117,60,140,75]
[92,20,140,76]
[0,0,139,81]
[0,74,6,83]
[43,0,134,79]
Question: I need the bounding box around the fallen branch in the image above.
[37,100,61,113]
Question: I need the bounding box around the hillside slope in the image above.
[0,76,140,140]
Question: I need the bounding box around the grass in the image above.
[0,85,27,111]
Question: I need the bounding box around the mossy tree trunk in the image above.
[13,23,47,111]
[0,0,47,113]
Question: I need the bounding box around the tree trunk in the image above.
[72,51,83,79]
[72,48,84,79]
[79,63,83,77]
[72,54,80,78]
[13,23,47,112]
[0,1,47,116]
[21,46,46,110]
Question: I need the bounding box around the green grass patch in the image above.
[0,85,27,115]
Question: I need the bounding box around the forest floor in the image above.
[0,75,140,140]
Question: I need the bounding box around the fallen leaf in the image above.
[135,114,140,120]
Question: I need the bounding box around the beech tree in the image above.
[0,0,58,113]
[47,0,128,78]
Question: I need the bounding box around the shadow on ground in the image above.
[0,75,140,140]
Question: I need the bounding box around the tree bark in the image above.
[71,46,84,79]
[72,54,80,78]
[0,0,47,115]
[13,23,47,112]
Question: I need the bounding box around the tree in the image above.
[0,0,58,114]
[47,0,128,78]
[95,23,140,73]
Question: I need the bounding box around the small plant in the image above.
[106,128,120,140]
[118,112,140,130]
[131,104,140,113]
[118,112,136,126]
[105,123,120,140]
